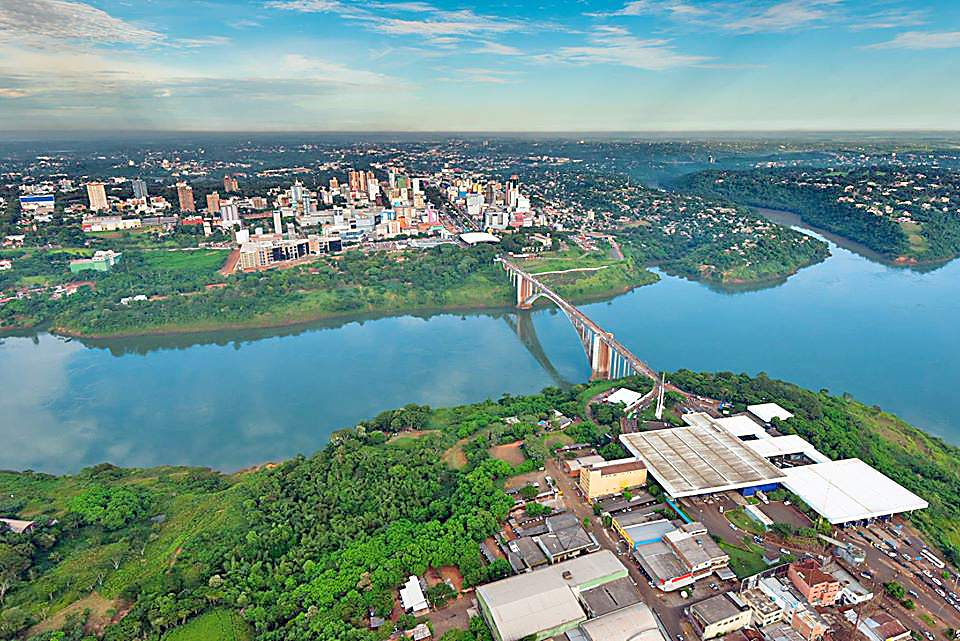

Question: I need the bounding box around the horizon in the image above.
[1,0,959,132]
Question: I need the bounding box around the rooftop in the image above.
[476,551,626,641]
[607,388,646,408]
[620,426,787,498]
[743,435,830,463]
[781,459,928,524]
[689,593,746,625]
[714,414,768,440]
[747,403,794,423]
[579,577,643,617]
[579,602,667,641]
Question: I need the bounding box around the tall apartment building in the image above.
[177,183,196,212]
[86,182,109,212]
[223,174,239,192]
[131,179,148,200]
[207,191,221,214]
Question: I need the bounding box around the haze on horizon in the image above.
[0,0,958,133]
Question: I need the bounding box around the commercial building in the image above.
[579,577,643,617]
[739,587,785,628]
[780,459,928,524]
[238,236,310,270]
[687,593,752,640]
[577,602,667,641]
[619,427,786,499]
[69,250,122,273]
[788,560,839,607]
[747,403,794,425]
[605,388,647,414]
[847,612,911,641]
[564,455,606,478]
[86,182,109,212]
[623,519,731,591]
[822,563,873,605]
[789,608,826,641]
[81,215,141,232]
[578,457,647,500]
[744,504,773,530]
[177,182,196,212]
[18,194,55,214]
[476,551,627,641]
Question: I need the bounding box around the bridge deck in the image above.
[498,257,658,383]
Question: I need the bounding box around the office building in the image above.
[131,179,148,200]
[177,183,195,212]
[86,182,109,212]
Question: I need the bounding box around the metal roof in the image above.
[781,459,928,524]
[620,426,787,498]
[747,403,794,423]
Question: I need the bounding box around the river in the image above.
[3,218,959,474]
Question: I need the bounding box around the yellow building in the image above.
[578,457,647,500]
[689,593,752,640]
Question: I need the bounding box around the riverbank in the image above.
[40,264,655,340]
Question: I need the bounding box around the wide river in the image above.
[3,217,960,474]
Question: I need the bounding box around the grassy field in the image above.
[726,508,767,537]
[718,541,770,578]
[900,221,929,255]
[142,249,230,273]
[161,609,251,641]
[521,249,619,272]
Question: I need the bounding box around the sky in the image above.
[0,0,958,132]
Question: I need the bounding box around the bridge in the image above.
[498,257,661,392]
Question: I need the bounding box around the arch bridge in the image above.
[498,257,661,390]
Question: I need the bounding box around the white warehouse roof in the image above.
[743,435,831,463]
[748,403,794,423]
[714,414,769,440]
[782,459,928,524]
[607,388,646,408]
[460,231,500,244]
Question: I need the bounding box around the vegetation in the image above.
[675,167,960,263]
[670,369,960,567]
[1,243,657,336]
[4,371,960,639]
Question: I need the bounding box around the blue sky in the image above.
[0,0,958,131]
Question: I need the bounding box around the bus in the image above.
[922,548,946,569]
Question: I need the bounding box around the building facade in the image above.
[578,457,647,499]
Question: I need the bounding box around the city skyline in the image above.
[0,0,959,132]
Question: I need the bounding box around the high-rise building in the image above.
[207,191,221,214]
[220,200,240,225]
[223,175,239,192]
[177,183,196,212]
[290,180,304,205]
[86,182,109,212]
[131,179,148,200]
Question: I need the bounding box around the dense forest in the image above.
[669,369,960,566]
[674,168,960,263]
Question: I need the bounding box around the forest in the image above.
[673,168,960,263]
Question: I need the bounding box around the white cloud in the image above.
[473,41,523,56]
[866,31,960,50]
[724,0,839,32]
[0,0,162,45]
[176,36,232,48]
[266,0,522,41]
[537,26,708,70]
[850,9,926,31]
[0,87,28,98]
[593,0,709,19]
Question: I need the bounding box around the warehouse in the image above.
[620,426,787,498]
[476,550,628,641]
[781,459,928,524]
